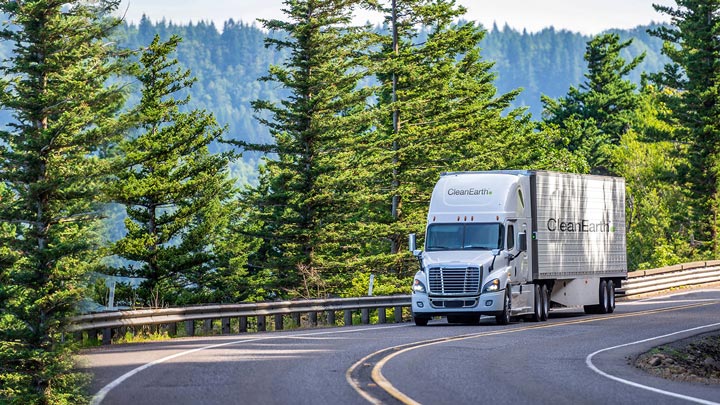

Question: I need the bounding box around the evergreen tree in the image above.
[363,0,540,274]
[107,35,237,305]
[613,85,693,269]
[234,0,374,298]
[541,33,645,174]
[0,1,124,403]
[650,0,720,255]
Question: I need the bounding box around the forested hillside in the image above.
[0,17,667,177]
[484,23,667,116]
[3,18,666,160]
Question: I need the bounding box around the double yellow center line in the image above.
[346,301,720,405]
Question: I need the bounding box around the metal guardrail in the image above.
[620,260,720,296]
[70,261,720,344]
[70,295,412,344]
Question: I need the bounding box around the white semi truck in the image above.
[409,170,627,325]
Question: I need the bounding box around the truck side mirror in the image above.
[518,232,527,252]
[408,233,416,252]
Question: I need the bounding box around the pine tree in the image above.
[650,0,720,255]
[235,0,374,298]
[107,35,237,305]
[0,1,125,403]
[541,33,645,174]
[363,0,538,275]
[612,85,693,269]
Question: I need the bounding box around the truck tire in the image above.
[530,284,542,322]
[414,316,429,326]
[606,280,615,313]
[599,280,610,313]
[496,288,511,325]
[584,280,610,314]
[540,284,549,321]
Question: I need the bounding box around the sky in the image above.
[116,0,677,35]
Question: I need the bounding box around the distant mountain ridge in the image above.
[0,18,667,164]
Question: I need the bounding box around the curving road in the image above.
[80,289,720,405]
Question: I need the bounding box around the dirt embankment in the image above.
[635,332,720,385]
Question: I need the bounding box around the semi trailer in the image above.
[409,170,627,325]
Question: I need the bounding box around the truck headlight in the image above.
[482,279,500,293]
[412,279,427,294]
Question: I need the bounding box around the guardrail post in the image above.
[222,317,230,334]
[74,331,83,343]
[275,314,284,331]
[394,306,402,323]
[378,307,386,324]
[344,310,352,326]
[309,312,318,326]
[361,308,370,324]
[203,319,212,335]
[292,313,301,327]
[257,315,266,332]
[167,322,177,337]
[102,327,112,345]
[185,320,195,337]
[327,310,335,326]
[89,329,100,344]
[239,316,247,333]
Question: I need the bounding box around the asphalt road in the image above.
[80,289,720,405]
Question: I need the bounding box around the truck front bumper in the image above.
[411,290,505,318]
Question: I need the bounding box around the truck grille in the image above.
[427,266,481,295]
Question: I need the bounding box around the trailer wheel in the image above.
[414,316,429,326]
[584,280,610,315]
[531,284,542,322]
[606,280,615,313]
[599,280,609,313]
[496,288,512,325]
[540,284,549,321]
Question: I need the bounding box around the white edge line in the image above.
[635,289,720,303]
[585,322,720,405]
[90,323,409,405]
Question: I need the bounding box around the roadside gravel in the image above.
[635,331,720,385]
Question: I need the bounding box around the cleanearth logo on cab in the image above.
[447,188,493,196]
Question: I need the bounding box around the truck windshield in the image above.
[425,223,504,251]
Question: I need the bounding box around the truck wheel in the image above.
[584,280,609,314]
[414,317,429,326]
[531,284,542,322]
[540,284,549,321]
[496,288,511,325]
[606,280,615,313]
[599,280,609,314]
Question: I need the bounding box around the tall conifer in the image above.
[541,33,644,174]
[365,0,535,273]
[0,1,124,402]
[107,35,237,305]
[650,0,720,254]
[237,0,373,297]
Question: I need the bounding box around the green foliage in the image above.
[0,1,124,403]
[236,0,376,298]
[613,130,693,269]
[106,34,242,306]
[649,0,720,256]
[542,33,645,174]
[364,0,556,271]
